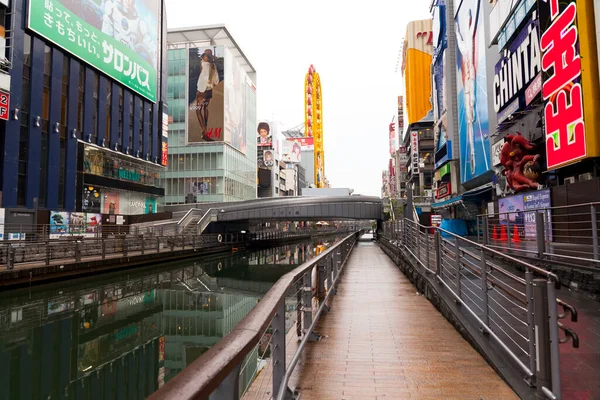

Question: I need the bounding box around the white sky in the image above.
[165,0,431,196]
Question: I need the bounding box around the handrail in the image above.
[477,200,600,218]
[148,232,358,400]
[412,218,561,284]
[177,208,202,225]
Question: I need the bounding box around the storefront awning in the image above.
[462,182,493,198]
[432,195,463,209]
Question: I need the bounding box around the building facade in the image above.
[162,26,257,204]
[0,0,168,218]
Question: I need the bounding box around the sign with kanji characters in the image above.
[28,0,159,102]
[0,91,9,121]
[538,0,598,169]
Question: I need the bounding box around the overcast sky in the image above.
[166,0,431,196]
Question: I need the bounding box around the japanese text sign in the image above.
[28,0,159,102]
[0,92,9,121]
[539,0,586,169]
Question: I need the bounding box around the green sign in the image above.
[28,0,158,102]
[439,163,451,178]
[119,169,140,182]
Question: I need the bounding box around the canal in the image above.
[0,235,346,399]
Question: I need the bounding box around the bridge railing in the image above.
[0,232,244,270]
[382,219,579,400]
[476,201,600,270]
[148,232,360,400]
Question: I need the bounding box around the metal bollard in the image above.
[533,279,552,398]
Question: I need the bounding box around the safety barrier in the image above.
[383,219,579,400]
[148,232,360,400]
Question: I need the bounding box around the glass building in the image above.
[163,27,257,204]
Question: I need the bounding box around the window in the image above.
[92,72,99,142]
[128,94,133,151]
[78,67,84,133]
[60,54,69,136]
[105,83,111,144]
[139,100,143,156]
[118,87,123,146]
[17,34,32,206]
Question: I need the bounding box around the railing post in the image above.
[547,281,562,398]
[75,241,82,262]
[317,261,326,302]
[454,237,461,300]
[416,228,421,263]
[434,230,441,277]
[591,204,598,261]
[101,240,106,260]
[536,212,546,259]
[426,230,431,271]
[327,255,333,297]
[525,271,536,387]
[483,215,490,245]
[45,241,51,265]
[141,237,145,255]
[208,363,242,400]
[157,237,160,253]
[123,238,128,256]
[296,280,303,339]
[533,279,552,398]
[507,214,512,249]
[480,249,489,331]
[272,298,293,399]
[7,244,14,270]
[302,268,319,341]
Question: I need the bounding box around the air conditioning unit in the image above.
[564,176,576,185]
[579,172,593,181]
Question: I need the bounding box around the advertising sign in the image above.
[161,112,168,166]
[224,48,247,153]
[187,46,225,143]
[389,122,396,156]
[410,130,420,175]
[493,15,541,115]
[0,91,9,121]
[539,0,586,169]
[436,182,451,199]
[397,96,404,134]
[260,150,275,168]
[282,140,301,163]
[455,0,491,183]
[491,139,504,166]
[28,0,159,102]
[257,122,272,147]
[498,188,552,240]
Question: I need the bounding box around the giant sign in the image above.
[539,0,586,169]
[410,130,420,175]
[493,15,541,115]
[29,0,159,102]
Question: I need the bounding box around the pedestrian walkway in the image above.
[286,240,517,399]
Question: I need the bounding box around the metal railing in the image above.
[477,201,600,269]
[0,232,244,270]
[382,219,579,400]
[148,232,360,400]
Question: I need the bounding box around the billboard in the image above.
[397,96,404,134]
[49,211,102,239]
[389,122,396,155]
[294,137,314,150]
[498,189,552,240]
[260,150,275,169]
[493,15,541,120]
[455,0,491,183]
[187,46,225,143]
[161,112,168,166]
[282,140,301,163]
[257,122,272,147]
[224,48,247,153]
[539,0,600,169]
[29,0,159,102]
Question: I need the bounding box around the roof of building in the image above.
[167,25,256,74]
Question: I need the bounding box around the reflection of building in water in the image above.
[158,288,258,389]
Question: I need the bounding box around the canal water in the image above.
[0,235,345,399]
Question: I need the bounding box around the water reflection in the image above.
[0,236,343,399]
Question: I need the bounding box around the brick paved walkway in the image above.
[288,240,517,400]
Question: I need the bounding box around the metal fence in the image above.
[0,233,244,270]
[148,232,360,400]
[383,219,579,400]
[477,201,600,269]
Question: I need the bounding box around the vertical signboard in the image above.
[187,46,225,143]
[455,0,491,183]
[257,122,272,147]
[388,122,396,155]
[28,0,159,102]
[161,112,168,166]
[397,96,404,136]
[410,130,420,175]
[0,92,9,121]
[539,0,596,169]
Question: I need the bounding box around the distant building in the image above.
[302,188,353,197]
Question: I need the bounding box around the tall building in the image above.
[162,26,257,204]
[0,0,168,220]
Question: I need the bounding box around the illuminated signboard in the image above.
[410,131,419,175]
[539,0,585,169]
[0,92,8,121]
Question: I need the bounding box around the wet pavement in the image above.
[288,240,517,399]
